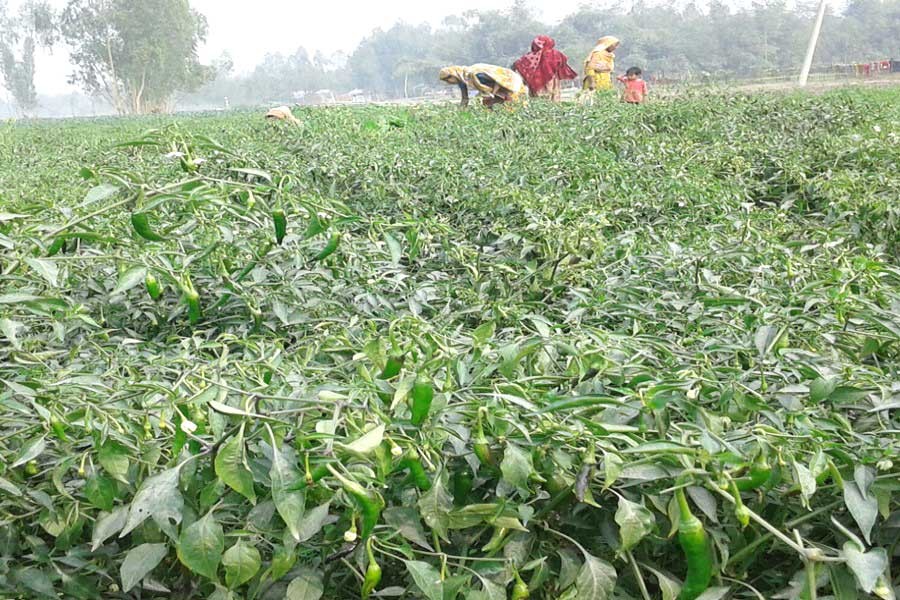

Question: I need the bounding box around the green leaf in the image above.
[25,258,59,288]
[417,473,453,542]
[214,429,256,504]
[468,578,506,600]
[470,322,495,346]
[84,474,116,511]
[614,497,654,552]
[222,541,261,588]
[754,325,783,356]
[793,461,816,506]
[294,501,330,543]
[285,569,324,600]
[83,183,119,205]
[809,377,837,403]
[91,507,129,551]
[644,566,681,600]
[112,266,147,296]
[0,476,23,497]
[384,232,402,264]
[575,553,616,600]
[177,511,224,581]
[121,467,183,537]
[98,440,131,483]
[829,564,861,600]
[14,567,56,598]
[384,506,433,550]
[843,481,877,545]
[500,443,534,489]
[121,543,168,592]
[12,436,46,468]
[270,446,306,542]
[841,542,887,594]
[405,560,444,600]
[341,424,385,455]
[0,318,22,350]
[268,545,297,582]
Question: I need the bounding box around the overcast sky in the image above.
[9,0,591,95]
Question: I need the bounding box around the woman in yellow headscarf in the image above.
[582,36,620,94]
[439,64,526,109]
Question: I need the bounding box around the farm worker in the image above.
[513,35,578,101]
[439,64,526,109]
[265,105,300,125]
[580,36,620,100]
[617,67,649,104]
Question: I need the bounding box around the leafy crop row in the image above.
[0,90,898,599]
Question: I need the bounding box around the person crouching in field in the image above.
[579,36,620,104]
[440,65,526,109]
[618,67,648,104]
[513,35,578,101]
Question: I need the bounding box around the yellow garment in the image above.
[439,64,526,103]
[439,66,469,86]
[583,36,619,92]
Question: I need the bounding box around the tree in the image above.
[60,0,211,114]
[0,0,56,116]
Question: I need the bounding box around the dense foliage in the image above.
[1,89,899,599]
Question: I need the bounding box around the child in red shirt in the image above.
[618,67,648,104]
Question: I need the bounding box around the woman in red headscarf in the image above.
[513,35,578,102]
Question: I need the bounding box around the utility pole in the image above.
[799,0,828,86]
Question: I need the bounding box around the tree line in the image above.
[1,0,899,115]
[189,0,900,105]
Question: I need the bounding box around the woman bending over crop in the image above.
[580,36,620,101]
[439,64,526,109]
[513,35,578,101]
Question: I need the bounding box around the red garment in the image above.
[617,76,648,103]
[514,35,578,96]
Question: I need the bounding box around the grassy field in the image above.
[0,89,899,599]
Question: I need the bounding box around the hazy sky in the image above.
[8,0,589,95]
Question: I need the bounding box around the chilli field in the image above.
[0,89,899,600]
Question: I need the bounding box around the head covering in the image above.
[467,64,526,97]
[439,66,469,84]
[513,35,578,96]
[594,36,620,53]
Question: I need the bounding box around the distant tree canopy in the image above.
[0,0,56,115]
[61,0,211,114]
[184,0,900,107]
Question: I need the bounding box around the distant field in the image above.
[0,90,898,599]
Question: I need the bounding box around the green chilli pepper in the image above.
[511,569,530,600]
[273,210,287,245]
[731,481,751,528]
[451,467,473,505]
[288,459,330,492]
[312,233,340,261]
[131,212,166,241]
[378,353,405,380]
[180,277,201,325]
[327,466,384,539]
[361,537,382,599]
[47,237,65,257]
[49,415,67,441]
[400,451,431,491]
[676,488,713,600]
[481,526,509,552]
[735,455,772,491]
[410,377,434,425]
[145,273,163,300]
[473,407,494,468]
